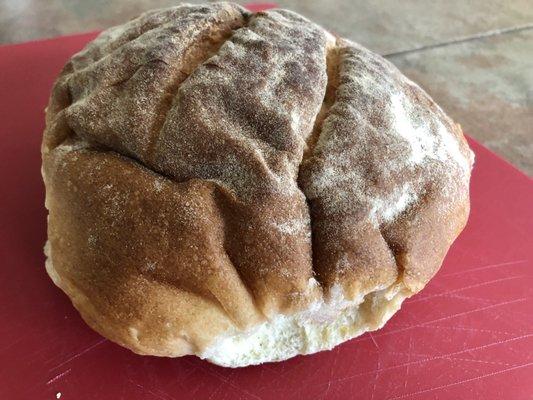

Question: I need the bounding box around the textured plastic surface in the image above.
[0,9,532,400]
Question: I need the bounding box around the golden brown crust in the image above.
[299,39,473,295]
[42,3,474,359]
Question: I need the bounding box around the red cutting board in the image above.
[1,6,532,400]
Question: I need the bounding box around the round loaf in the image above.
[42,2,474,367]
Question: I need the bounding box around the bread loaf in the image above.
[42,2,474,367]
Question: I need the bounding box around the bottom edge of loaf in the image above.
[44,240,411,368]
[200,281,410,367]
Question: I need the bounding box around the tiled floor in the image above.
[1,0,531,175]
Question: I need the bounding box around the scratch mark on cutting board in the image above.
[416,298,527,324]
[387,348,515,367]
[403,336,413,390]
[368,332,380,350]
[388,361,533,399]
[47,368,71,385]
[0,337,23,353]
[441,259,528,277]
[49,338,107,371]
[127,378,176,400]
[207,370,238,400]
[386,350,433,359]
[407,276,525,304]
[322,346,341,399]
[427,325,515,336]
[370,352,381,400]
[366,297,527,340]
[197,366,262,400]
[445,356,512,367]
[430,294,493,304]
[330,333,533,383]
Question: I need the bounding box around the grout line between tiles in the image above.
[383,23,533,58]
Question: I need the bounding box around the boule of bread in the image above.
[41,2,474,367]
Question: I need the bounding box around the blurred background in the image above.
[1,0,531,175]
